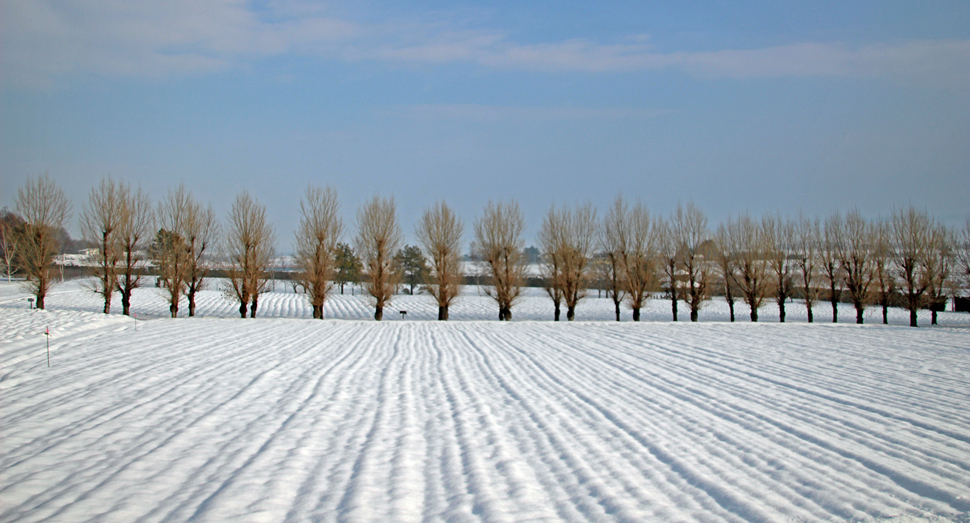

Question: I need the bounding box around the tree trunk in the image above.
[728,299,735,323]
[188,292,196,317]
[854,303,863,324]
[778,299,786,323]
[554,302,561,321]
[438,306,448,321]
[931,309,938,325]
[830,297,838,323]
[313,305,322,319]
[613,300,621,322]
[566,305,576,321]
[690,309,698,322]
[103,300,111,314]
[749,299,758,322]
[374,305,383,321]
[170,303,178,318]
[250,297,258,318]
[122,292,131,316]
[632,307,640,322]
[36,294,45,310]
[807,305,813,323]
[881,301,888,325]
[910,308,918,327]
[239,301,248,318]
[670,291,678,321]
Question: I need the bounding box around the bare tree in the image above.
[821,213,844,322]
[599,197,627,321]
[621,201,659,322]
[1,209,25,282]
[725,214,770,322]
[891,207,933,327]
[539,203,597,321]
[656,217,679,321]
[925,224,954,326]
[960,219,970,293]
[793,215,821,323]
[155,185,193,318]
[762,214,795,323]
[356,195,403,321]
[294,185,342,319]
[713,223,738,322]
[832,210,875,324]
[871,220,894,325]
[473,200,526,321]
[417,201,463,320]
[116,185,154,316]
[225,191,277,318]
[14,174,72,310]
[539,234,564,321]
[81,177,125,314]
[183,201,218,317]
[672,202,710,322]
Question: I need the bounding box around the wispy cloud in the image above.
[403,104,673,122]
[3,1,969,89]
[0,0,358,86]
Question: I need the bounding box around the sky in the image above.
[2,0,969,252]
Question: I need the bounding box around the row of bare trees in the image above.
[5,175,968,325]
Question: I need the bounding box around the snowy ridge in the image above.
[1,303,969,522]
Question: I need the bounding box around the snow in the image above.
[1,280,969,522]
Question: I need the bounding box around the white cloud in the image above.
[0,0,358,87]
[2,0,968,89]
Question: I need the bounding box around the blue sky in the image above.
[2,0,968,250]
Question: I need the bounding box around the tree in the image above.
[116,185,154,316]
[473,200,526,321]
[713,224,738,322]
[81,177,125,314]
[0,209,25,282]
[155,185,193,318]
[672,202,710,322]
[821,214,844,323]
[617,200,659,322]
[356,195,403,321]
[793,215,821,323]
[831,210,875,324]
[394,245,430,296]
[225,192,276,318]
[599,197,627,321]
[294,185,342,319]
[959,219,970,294]
[925,224,954,326]
[656,217,680,321]
[891,207,933,327]
[334,243,362,294]
[725,214,769,322]
[538,209,565,321]
[871,220,894,325]
[416,201,464,320]
[183,200,218,317]
[14,174,72,310]
[538,203,596,321]
[762,214,795,323]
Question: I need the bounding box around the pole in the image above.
[46,326,50,367]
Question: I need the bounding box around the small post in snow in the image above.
[45,327,51,367]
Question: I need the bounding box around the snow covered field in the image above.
[1,280,969,522]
